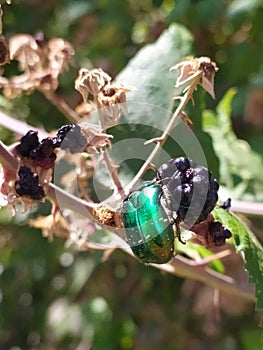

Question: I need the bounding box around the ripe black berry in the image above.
[16,130,39,157]
[173,157,191,172]
[54,124,87,153]
[157,157,220,227]
[15,165,45,200]
[208,221,232,246]
[30,138,56,160]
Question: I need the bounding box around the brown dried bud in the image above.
[80,125,113,154]
[75,68,112,101]
[171,56,218,99]
[9,34,40,71]
[47,38,74,76]
[97,83,134,123]
[2,73,37,99]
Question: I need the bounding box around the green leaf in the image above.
[92,24,194,183]
[116,24,194,128]
[213,207,263,310]
[176,237,225,273]
[203,89,263,201]
[227,0,263,18]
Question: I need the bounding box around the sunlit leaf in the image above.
[213,207,263,310]
[203,89,263,201]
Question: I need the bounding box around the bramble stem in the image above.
[102,147,125,198]
[120,245,254,301]
[0,110,48,138]
[0,113,263,216]
[153,254,255,302]
[0,132,258,301]
[94,95,125,197]
[39,89,80,123]
[0,141,99,214]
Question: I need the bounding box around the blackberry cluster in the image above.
[157,157,219,227]
[15,166,45,200]
[16,124,87,168]
[208,221,232,246]
[15,131,57,169]
[53,124,87,153]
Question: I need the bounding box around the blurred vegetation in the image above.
[0,1,262,349]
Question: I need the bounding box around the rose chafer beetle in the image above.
[121,181,175,264]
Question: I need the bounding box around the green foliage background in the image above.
[0,1,263,349]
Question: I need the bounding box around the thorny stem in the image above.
[39,89,80,123]
[0,110,262,216]
[0,141,257,302]
[94,95,125,197]
[120,245,254,301]
[188,249,232,266]
[0,141,99,216]
[102,146,125,199]
[153,255,255,302]
[125,77,200,194]
[0,110,48,139]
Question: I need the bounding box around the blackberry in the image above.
[173,157,191,172]
[157,157,219,228]
[16,130,39,157]
[15,165,45,200]
[30,137,56,160]
[208,221,232,246]
[18,165,33,179]
[57,124,87,153]
[53,124,74,148]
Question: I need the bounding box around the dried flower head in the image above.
[2,73,38,98]
[75,68,112,101]
[0,166,16,207]
[0,35,74,97]
[47,38,74,77]
[9,34,40,71]
[29,211,71,241]
[80,125,113,154]
[97,83,133,123]
[171,56,218,99]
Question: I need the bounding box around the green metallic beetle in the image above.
[121,182,175,264]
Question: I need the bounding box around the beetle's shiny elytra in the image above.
[121,182,174,264]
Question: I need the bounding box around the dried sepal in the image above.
[0,166,16,207]
[47,38,74,77]
[171,56,218,99]
[97,83,133,124]
[186,213,232,248]
[81,125,113,153]
[2,73,41,98]
[9,34,40,71]
[75,68,112,101]
[0,34,74,97]
[29,211,71,241]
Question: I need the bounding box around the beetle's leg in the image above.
[174,218,185,244]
